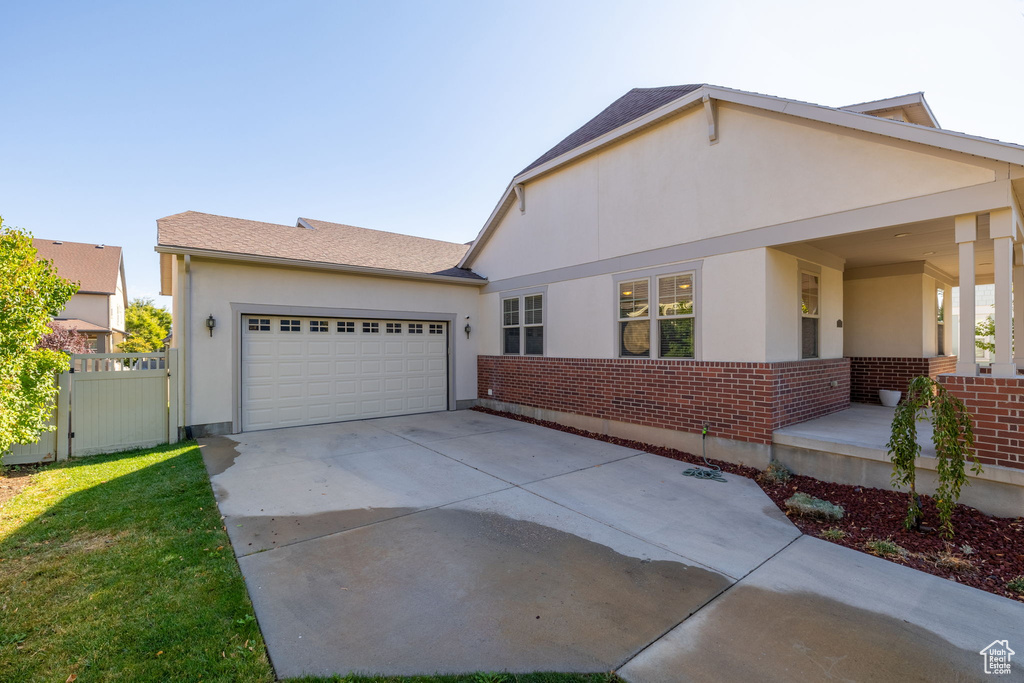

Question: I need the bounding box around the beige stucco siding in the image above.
[60,293,110,330]
[183,259,482,428]
[472,102,997,282]
[764,249,843,362]
[702,250,766,362]
[844,274,926,357]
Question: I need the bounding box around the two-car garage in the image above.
[241,315,449,432]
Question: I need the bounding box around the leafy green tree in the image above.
[120,297,171,352]
[887,375,979,538]
[0,218,79,454]
[975,315,995,353]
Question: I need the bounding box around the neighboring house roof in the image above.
[33,239,123,294]
[53,318,109,333]
[460,83,1024,269]
[156,211,483,282]
[521,84,704,174]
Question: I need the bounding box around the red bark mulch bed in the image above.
[473,406,1024,602]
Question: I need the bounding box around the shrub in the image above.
[1007,576,1024,594]
[865,538,907,558]
[784,492,844,521]
[820,527,847,541]
[759,460,792,485]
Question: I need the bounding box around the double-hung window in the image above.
[502,293,544,355]
[800,271,819,359]
[618,271,697,359]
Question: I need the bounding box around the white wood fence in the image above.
[3,350,179,464]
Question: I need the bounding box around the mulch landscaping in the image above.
[472,406,1024,603]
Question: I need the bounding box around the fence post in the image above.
[56,371,72,461]
[167,348,180,443]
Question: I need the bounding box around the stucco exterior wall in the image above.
[764,249,843,361]
[181,258,482,428]
[844,273,932,357]
[60,293,110,329]
[471,102,997,282]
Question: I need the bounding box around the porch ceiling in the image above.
[803,213,994,283]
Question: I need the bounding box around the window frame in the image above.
[499,287,546,356]
[799,268,820,360]
[613,263,702,360]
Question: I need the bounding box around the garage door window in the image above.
[429,324,444,334]
[310,320,328,332]
[248,318,270,331]
[363,322,379,333]
[337,321,355,333]
[386,322,402,334]
[281,319,301,332]
[409,323,423,334]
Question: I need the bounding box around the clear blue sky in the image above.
[3,0,1023,305]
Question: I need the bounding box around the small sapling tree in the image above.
[887,375,980,538]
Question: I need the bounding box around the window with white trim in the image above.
[429,323,444,335]
[502,293,543,355]
[408,323,423,334]
[310,320,328,332]
[386,322,402,334]
[657,273,695,358]
[363,322,379,334]
[280,319,301,332]
[337,321,355,333]
[800,271,819,359]
[248,318,270,331]
[618,279,650,357]
[936,288,945,356]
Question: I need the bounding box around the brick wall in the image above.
[478,356,850,446]
[938,375,1024,471]
[849,356,958,404]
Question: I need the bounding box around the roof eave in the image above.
[460,84,1024,269]
[154,245,487,286]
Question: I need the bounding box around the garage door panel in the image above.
[243,316,448,431]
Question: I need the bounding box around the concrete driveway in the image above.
[200,411,1024,681]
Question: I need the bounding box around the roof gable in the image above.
[156,211,482,281]
[521,85,703,174]
[33,239,123,294]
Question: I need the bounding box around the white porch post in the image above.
[955,214,979,376]
[991,208,1017,377]
[1015,243,1024,367]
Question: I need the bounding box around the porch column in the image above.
[1014,243,1024,367]
[991,208,1017,377]
[955,214,979,376]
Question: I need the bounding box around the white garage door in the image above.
[242,316,448,431]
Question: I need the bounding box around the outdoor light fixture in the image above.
[464,317,472,339]
[206,314,216,337]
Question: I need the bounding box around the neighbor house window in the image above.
[502,293,544,355]
[657,273,695,358]
[936,288,945,355]
[618,279,650,357]
[800,272,819,359]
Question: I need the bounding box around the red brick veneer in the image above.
[849,356,958,404]
[478,356,850,446]
[938,375,1024,471]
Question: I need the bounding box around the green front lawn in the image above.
[0,444,626,683]
[0,442,274,682]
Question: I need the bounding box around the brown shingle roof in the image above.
[520,84,704,174]
[33,239,123,294]
[53,318,109,333]
[156,211,483,280]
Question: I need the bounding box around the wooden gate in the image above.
[3,350,179,464]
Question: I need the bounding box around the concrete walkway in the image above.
[200,411,1024,681]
